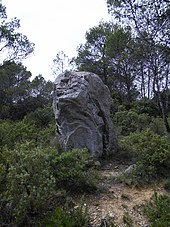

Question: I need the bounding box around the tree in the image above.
[30,74,53,106]
[149,46,170,132]
[74,21,138,108]
[106,25,139,108]
[0,61,31,119]
[51,51,75,78]
[107,0,170,133]
[0,3,34,64]
[107,0,170,48]
[75,21,113,84]
[0,3,36,120]
[0,62,53,120]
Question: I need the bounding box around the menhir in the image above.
[53,71,116,157]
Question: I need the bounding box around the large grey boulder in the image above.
[53,71,116,157]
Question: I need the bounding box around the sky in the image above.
[4,0,111,81]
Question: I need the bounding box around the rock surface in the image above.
[53,71,116,156]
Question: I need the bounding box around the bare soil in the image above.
[75,159,167,227]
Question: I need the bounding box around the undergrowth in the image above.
[117,129,170,186]
[144,192,170,227]
[0,144,97,226]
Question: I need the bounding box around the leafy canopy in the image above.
[0,3,34,63]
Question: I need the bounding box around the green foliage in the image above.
[144,192,170,227]
[75,21,113,82]
[45,205,90,227]
[30,75,53,106]
[112,110,151,136]
[107,0,169,48]
[149,117,167,136]
[74,21,138,106]
[106,0,170,132]
[162,178,170,192]
[0,61,32,120]
[0,61,53,121]
[132,98,159,117]
[0,143,56,226]
[0,3,34,62]
[51,149,97,193]
[0,142,97,226]
[113,109,167,137]
[135,130,170,179]
[121,130,170,184]
[0,120,36,149]
[24,107,54,128]
[0,114,55,149]
[122,212,134,227]
[38,123,56,146]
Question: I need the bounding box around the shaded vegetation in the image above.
[45,205,91,227]
[0,143,97,226]
[118,129,170,185]
[144,192,170,227]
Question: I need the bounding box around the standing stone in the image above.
[53,71,116,157]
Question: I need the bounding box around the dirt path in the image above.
[81,161,165,227]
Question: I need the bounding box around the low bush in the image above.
[23,107,55,128]
[162,178,170,191]
[112,110,167,137]
[112,110,151,136]
[144,192,170,227]
[51,149,97,193]
[149,117,167,136]
[0,120,36,149]
[132,98,159,117]
[45,205,91,227]
[0,119,55,149]
[0,143,56,226]
[0,145,97,226]
[118,130,170,184]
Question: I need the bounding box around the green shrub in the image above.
[45,205,90,227]
[149,117,167,136]
[0,120,36,149]
[119,130,170,184]
[0,145,97,226]
[112,109,167,137]
[0,143,56,226]
[51,149,97,193]
[36,123,56,146]
[144,192,170,227]
[136,130,170,179]
[162,178,170,191]
[112,110,151,136]
[132,98,159,117]
[24,107,55,128]
[45,206,90,227]
[0,119,55,149]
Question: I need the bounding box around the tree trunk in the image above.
[157,91,170,133]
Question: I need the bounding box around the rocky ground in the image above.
[75,159,166,227]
